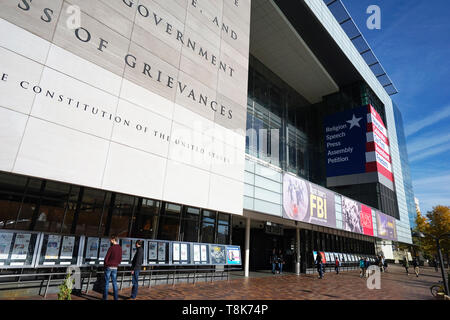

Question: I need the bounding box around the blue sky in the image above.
[341,0,450,215]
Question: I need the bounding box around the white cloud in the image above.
[409,143,450,162]
[405,105,450,137]
[407,132,450,155]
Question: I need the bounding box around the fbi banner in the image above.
[282,174,336,228]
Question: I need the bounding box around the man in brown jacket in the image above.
[103,235,122,300]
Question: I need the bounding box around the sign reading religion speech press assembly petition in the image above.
[324,105,394,190]
[0,0,251,215]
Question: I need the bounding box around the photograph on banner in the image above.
[282,173,336,228]
[341,196,363,234]
[376,211,398,241]
[341,197,374,236]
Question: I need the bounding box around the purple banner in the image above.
[282,174,336,228]
[376,211,397,241]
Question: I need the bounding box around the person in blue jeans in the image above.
[278,249,285,274]
[270,248,278,274]
[315,253,323,279]
[130,240,144,300]
[103,235,122,300]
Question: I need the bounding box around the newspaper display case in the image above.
[0,230,40,268]
[225,246,241,265]
[36,233,82,267]
[192,243,210,265]
[0,230,242,268]
[209,245,226,265]
[171,241,191,265]
[147,240,170,265]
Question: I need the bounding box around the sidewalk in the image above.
[7,264,446,300]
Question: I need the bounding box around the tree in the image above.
[414,206,450,266]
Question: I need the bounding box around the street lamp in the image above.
[413,231,450,296]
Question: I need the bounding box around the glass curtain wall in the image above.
[0,172,232,244]
[246,56,313,180]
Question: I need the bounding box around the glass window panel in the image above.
[109,194,135,238]
[157,203,181,241]
[33,198,67,233]
[76,188,109,237]
[14,196,39,230]
[180,207,200,242]
[132,198,160,239]
[201,210,216,243]
[0,173,28,230]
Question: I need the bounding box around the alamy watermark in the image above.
[66,5,81,30]
[366,265,381,289]
[366,5,381,30]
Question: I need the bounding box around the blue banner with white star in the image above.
[323,106,368,177]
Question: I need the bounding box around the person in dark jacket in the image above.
[103,235,122,300]
[315,253,323,279]
[270,248,278,274]
[130,240,144,299]
[412,257,419,277]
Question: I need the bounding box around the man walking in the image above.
[130,240,144,300]
[103,235,122,300]
[270,248,278,274]
[335,257,340,274]
[315,253,324,279]
[403,257,409,275]
[359,258,365,278]
[412,257,419,277]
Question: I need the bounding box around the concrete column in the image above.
[296,227,301,275]
[244,217,251,277]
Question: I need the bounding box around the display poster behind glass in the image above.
[180,243,188,262]
[99,238,110,264]
[226,246,241,265]
[121,239,132,263]
[44,235,61,260]
[0,232,13,260]
[173,243,180,262]
[148,242,158,261]
[11,233,31,260]
[193,244,201,262]
[60,236,75,260]
[157,242,168,263]
[201,245,208,262]
[210,245,226,264]
[85,237,99,264]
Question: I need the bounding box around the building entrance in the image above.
[232,220,296,273]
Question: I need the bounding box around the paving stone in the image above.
[4,265,446,300]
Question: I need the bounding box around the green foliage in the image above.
[413,206,450,258]
[58,273,74,300]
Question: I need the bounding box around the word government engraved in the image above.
[0,0,251,215]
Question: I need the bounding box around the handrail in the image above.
[0,266,243,298]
